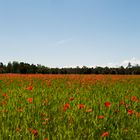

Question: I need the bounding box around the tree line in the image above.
[0,61,140,74]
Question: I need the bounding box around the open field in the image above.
[0,74,140,140]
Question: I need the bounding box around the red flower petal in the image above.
[101,132,109,137]
[104,102,111,107]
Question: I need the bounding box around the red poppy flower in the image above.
[63,103,70,111]
[27,86,33,90]
[101,132,109,137]
[64,106,67,111]
[128,109,133,115]
[31,129,38,136]
[98,116,105,119]
[28,128,38,136]
[27,98,33,103]
[78,104,85,109]
[44,138,48,140]
[104,102,111,107]
[65,103,70,108]
[69,97,74,101]
[131,96,138,102]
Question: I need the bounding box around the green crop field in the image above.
[0,74,140,140]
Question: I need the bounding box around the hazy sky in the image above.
[0,0,140,67]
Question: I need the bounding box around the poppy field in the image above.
[0,74,140,140]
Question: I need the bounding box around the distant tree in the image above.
[95,67,103,74]
[118,66,125,74]
[19,62,28,74]
[103,67,110,74]
[0,61,140,74]
[7,62,12,73]
[0,62,3,67]
[127,62,132,68]
[29,64,37,74]
[0,62,5,73]
[12,61,19,73]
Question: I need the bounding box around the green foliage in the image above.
[0,61,140,74]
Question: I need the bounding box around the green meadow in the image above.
[0,75,140,140]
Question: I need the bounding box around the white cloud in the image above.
[106,57,140,68]
[56,38,72,46]
[106,62,119,68]
[120,57,140,67]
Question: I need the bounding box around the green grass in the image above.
[0,75,140,140]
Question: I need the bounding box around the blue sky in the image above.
[0,0,140,67]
